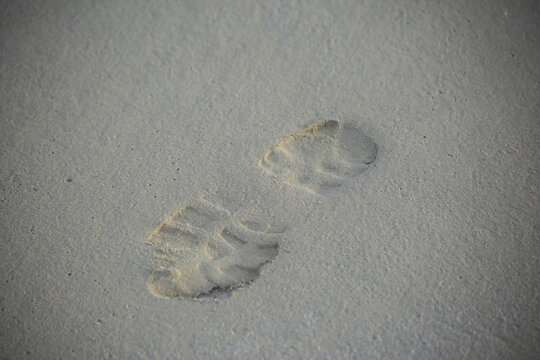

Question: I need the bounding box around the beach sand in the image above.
[1,0,538,358]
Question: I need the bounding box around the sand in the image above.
[1,0,539,358]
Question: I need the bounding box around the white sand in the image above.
[1,0,538,358]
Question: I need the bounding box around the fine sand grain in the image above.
[1,0,538,359]
[259,119,377,194]
[147,197,283,299]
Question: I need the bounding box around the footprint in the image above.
[146,198,283,299]
[259,119,377,193]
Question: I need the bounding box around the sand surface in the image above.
[1,0,539,358]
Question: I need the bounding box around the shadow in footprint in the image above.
[259,119,377,194]
[147,198,284,299]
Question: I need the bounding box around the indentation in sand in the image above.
[259,119,377,193]
[146,198,283,299]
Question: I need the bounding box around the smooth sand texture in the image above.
[1,0,539,359]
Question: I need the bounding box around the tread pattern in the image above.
[259,119,377,193]
[147,198,283,298]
